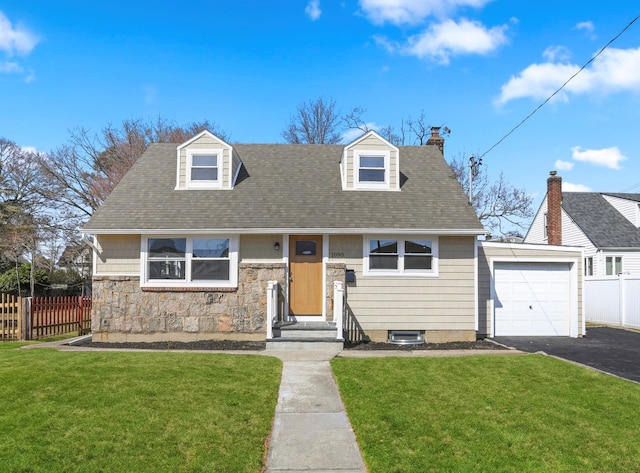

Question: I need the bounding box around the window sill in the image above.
[142,286,237,293]
[363,271,438,278]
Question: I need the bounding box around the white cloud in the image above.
[542,45,571,62]
[571,146,627,170]
[0,11,40,56]
[389,18,508,64]
[305,0,322,21]
[575,21,594,32]
[562,181,591,192]
[554,159,574,171]
[496,47,640,105]
[574,21,596,39]
[359,0,492,26]
[0,61,22,73]
[342,123,381,142]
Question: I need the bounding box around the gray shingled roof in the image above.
[83,143,484,233]
[562,192,640,248]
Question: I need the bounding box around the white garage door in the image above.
[494,263,571,336]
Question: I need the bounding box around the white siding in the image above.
[598,250,640,275]
[524,196,547,243]
[603,195,640,228]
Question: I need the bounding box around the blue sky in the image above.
[2,0,640,211]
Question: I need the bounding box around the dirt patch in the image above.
[75,338,505,351]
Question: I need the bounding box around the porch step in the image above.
[266,321,344,350]
[274,321,338,339]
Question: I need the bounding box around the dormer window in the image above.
[359,156,385,182]
[187,149,222,188]
[355,150,390,189]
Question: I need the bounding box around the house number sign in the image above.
[330,252,345,258]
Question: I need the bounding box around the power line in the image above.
[479,13,640,160]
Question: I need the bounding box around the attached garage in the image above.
[478,242,584,338]
[493,262,571,336]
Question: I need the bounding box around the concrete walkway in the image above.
[264,349,366,473]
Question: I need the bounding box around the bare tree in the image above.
[343,108,437,146]
[34,116,229,228]
[449,156,534,235]
[282,97,342,144]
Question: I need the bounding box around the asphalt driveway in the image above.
[494,327,640,383]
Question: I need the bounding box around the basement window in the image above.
[388,330,425,345]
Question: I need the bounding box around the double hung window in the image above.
[144,236,237,287]
[605,256,622,276]
[355,151,389,188]
[187,149,222,188]
[584,257,593,276]
[365,237,437,276]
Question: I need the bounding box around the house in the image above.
[82,127,492,344]
[525,171,640,276]
[58,241,93,277]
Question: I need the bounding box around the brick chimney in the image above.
[426,126,444,155]
[547,171,562,245]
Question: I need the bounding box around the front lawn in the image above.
[0,343,281,472]
[332,354,640,473]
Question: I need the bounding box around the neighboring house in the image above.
[58,241,93,278]
[525,172,640,276]
[83,128,488,344]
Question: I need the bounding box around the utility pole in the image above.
[468,155,482,202]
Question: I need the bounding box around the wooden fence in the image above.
[1,293,22,340]
[0,294,92,340]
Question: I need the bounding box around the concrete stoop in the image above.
[266,321,344,350]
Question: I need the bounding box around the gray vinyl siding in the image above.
[95,234,140,275]
[478,242,583,337]
[330,235,476,331]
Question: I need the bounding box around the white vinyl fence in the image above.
[585,275,640,328]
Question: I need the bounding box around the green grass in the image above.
[0,345,281,472]
[332,354,640,473]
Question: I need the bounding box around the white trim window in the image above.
[584,256,593,276]
[142,236,238,287]
[355,150,389,189]
[605,256,622,276]
[364,236,438,276]
[187,149,222,188]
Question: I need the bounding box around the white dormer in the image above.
[340,130,400,191]
[175,130,242,190]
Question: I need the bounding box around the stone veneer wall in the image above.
[325,262,346,321]
[91,263,286,342]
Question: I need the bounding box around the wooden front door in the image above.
[289,235,323,316]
